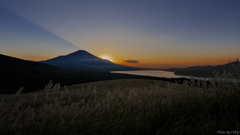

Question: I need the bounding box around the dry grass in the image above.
[0,69,240,134]
[32,79,168,93]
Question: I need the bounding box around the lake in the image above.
[111,70,206,80]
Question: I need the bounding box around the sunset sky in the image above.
[0,0,240,68]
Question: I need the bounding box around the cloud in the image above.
[123,60,139,63]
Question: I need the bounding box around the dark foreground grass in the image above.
[0,71,240,135]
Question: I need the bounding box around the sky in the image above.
[0,0,240,68]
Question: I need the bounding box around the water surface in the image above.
[111,70,205,80]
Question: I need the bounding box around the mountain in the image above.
[0,53,207,94]
[0,53,142,94]
[0,54,60,93]
[40,50,136,71]
[165,61,240,77]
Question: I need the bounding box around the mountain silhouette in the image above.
[41,50,136,71]
[0,53,140,94]
[0,53,62,93]
[1,53,210,94]
[166,60,240,77]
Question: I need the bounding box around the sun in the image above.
[100,54,113,61]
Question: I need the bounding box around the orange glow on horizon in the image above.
[113,58,235,68]
[6,51,238,68]
[2,53,51,62]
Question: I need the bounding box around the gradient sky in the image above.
[0,0,240,68]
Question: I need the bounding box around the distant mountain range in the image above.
[40,50,136,71]
[165,60,240,77]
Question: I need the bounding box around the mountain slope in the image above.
[41,50,135,71]
[0,54,61,93]
[0,54,142,94]
[165,61,240,77]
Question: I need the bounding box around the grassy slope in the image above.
[34,79,168,92]
[1,76,240,135]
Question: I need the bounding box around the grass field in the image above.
[0,70,240,134]
[33,79,168,92]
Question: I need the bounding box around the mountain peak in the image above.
[67,50,92,56]
[64,50,99,60]
[74,50,89,53]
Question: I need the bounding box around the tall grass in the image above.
[0,66,239,135]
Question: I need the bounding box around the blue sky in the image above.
[0,0,240,67]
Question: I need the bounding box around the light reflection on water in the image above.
[111,70,206,80]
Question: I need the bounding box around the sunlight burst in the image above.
[100,54,113,61]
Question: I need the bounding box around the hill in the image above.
[1,75,239,135]
[165,60,240,77]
